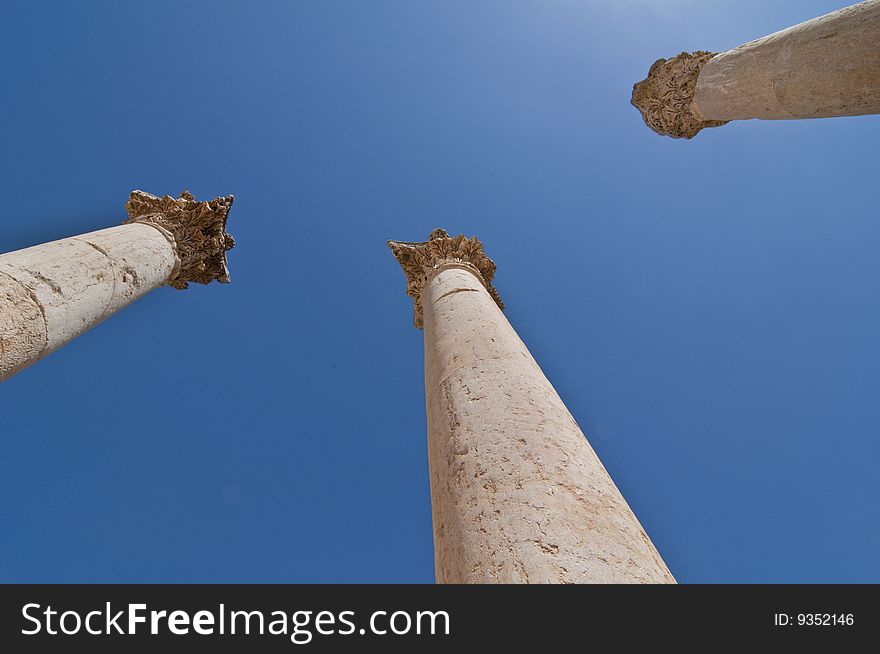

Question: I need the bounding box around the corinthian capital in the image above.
[124,190,235,289]
[631,51,729,139]
[388,228,503,329]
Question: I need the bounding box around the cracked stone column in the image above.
[631,0,880,138]
[389,229,674,583]
[0,190,234,382]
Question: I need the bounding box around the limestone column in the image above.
[389,229,674,584]
[631,0,880,138]
[0,190,234,381]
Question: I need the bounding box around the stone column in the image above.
[389,229,674,584]
[631,0,880,138]
[0,190,234,381]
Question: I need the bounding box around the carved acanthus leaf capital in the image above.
[124,190,235,290]
[631,51,729,139]
[388,228,503,329]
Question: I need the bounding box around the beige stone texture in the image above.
[695,0,880,121]
[390,231,674,584]
[0,190,235,382]
[632,0,880,138]
[0,224,176,379]
[0,272,47,380]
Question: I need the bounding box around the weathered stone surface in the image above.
[0,224,176,370]
[125,190,235,290]
[0,190,234,382]
[632,0,880,137]
[0,272,47,380]
[694,0,880,121]
[631,51,728,139]
[391,230,675,583]
[79,223,181,319]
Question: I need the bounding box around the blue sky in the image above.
[1,0,877,583]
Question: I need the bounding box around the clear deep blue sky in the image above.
[1,1,878,583]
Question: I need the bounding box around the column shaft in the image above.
[694,0,880,121]
[389,232,675,583]
[0,224,175,380]
[0,190,234,382]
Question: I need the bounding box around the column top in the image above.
[388,228,503,329]
[124,190,235,290]
[631,51,729,139]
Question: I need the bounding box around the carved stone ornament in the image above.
[631,51,729,139]
[388,228,503,329]
[124,190,235,289]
